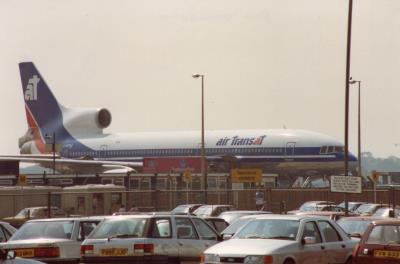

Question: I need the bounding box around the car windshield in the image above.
[355,204,378,214]
[221,218,252,235]
[366,225,400,244]
[15,209,28,218]
[338,202,361,211]
[234,219,299,240]
[220,213,246,224]
[194,206,212,216]
[337,218,372,235]
[89,218,148,239]
[172,205,190,214]
[10,221,74,240]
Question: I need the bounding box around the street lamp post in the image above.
[192,74,207,204]
[349,78,361,178]
[344,0,354,216]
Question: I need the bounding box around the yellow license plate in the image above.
[374,250,400,258]
[15,249,34,258]
[100,248,128,256]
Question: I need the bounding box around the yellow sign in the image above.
[370,170,380,182]
[18,174,27,186]
[183,170,192,182]
[231,169,262,183]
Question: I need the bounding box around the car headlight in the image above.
[203,253,220,263]
[244,255,273,264]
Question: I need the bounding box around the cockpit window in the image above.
[334,146,344,153]
[320,146,328,154]
[327,146,334,153]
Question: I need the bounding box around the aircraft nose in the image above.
[348,152,358,161]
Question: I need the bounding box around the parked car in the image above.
[171,204,204,214]
[193,205,234,217]
[80,213,221,263]
[337,216,382,238]
[3,217,103,264]
[2,207,66,228]
[218,210,271,224]
[0,249,45,264]
[201,214,357,264]
[352,219,400,263]
[202,217,229,233]
[355,203,388,216]
[0,221,17,243]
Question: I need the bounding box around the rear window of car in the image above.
[10,221,74,240]
[366,225,400,244]
[90,218,148,239]
[337,219,371,235]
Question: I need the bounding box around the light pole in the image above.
[192,74,207,204]
[45,132,56,175]
[349,78,361,178]
[344,0,354,215]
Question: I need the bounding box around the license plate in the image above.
[374,250,400,259]
[100,248,128,256]
[15,249,34,258]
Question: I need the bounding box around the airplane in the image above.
[3,62,357,183]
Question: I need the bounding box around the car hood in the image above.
[205,238,297,256]
[4,238,72,247]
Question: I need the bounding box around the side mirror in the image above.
[222,234,233,240]
[302,236,317,245]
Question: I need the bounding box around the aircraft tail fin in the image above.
[19,62,65,152]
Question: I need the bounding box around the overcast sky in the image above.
[1,0,400,158]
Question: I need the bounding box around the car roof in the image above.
[25,216,108,223]
[337,216,383,221]
[219,210,266,214]
[371,219,400,225]
[252,214,329,221]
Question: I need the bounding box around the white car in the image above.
[202,214,357,264]
[81,213,221,263]
[3,217,104,264]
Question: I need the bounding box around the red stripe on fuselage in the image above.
[25,105,46,153]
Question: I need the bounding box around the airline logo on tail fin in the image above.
[24,75,40,101]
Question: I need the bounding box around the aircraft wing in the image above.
[0,155,142,174]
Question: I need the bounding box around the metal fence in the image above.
[0,187,399,219]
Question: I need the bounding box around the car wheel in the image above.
[283,258,295,264]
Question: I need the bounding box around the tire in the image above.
[283,259,295,264]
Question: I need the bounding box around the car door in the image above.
[297,221,325,264]
[148,217,178,258]
[317,220,349,264]
[174,217,203,263]
[191,218,220,251]
[68,220,101,259]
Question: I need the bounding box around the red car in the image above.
[353,219,400,264]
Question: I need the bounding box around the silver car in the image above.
[202,214,357,264]
[3,217,103,264]
[81,213,221,263]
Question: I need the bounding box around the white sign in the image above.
[330,176,362,194]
